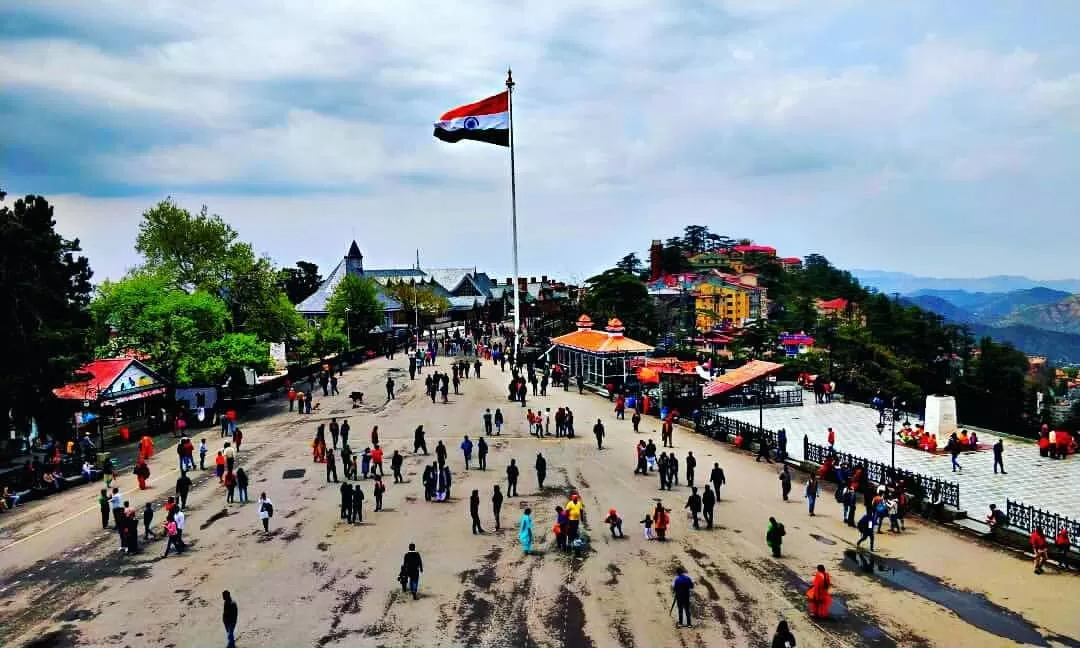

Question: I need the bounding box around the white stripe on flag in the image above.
[435,112,509,132]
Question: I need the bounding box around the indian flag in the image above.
[433,91,510,147]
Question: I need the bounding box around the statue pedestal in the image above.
[923,395,958,439]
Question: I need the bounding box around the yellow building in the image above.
[694,278,760,329]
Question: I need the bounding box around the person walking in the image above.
[685,452,696,487]
[766,517,786,557]
[779,466,792,502]
[593,419,605,450]
[97,489,111,529]
[685,487,702,530]
[324,447,336,483]
[391,450,405,483]
[470,489,485,534]
[198,438,208,470]
[386,375,395,401]
[413,425,428,455]
[461,436,474,470]
[506,459,520,497]
[493,408,504,435]
[519,508,534,555]
[993,439,1006,474]
[771,620,796,648]
[236,468,249,504]
[373,477,386,512]
[340,419,350,448]
[949,435,962,472]
[222,590,239,648]
[352,484,365,523]
[340,482,352,521]
[492,485,504,531]
[483,409,494,436]
[176,471,192,511]
[701,485,716,529]
[402,544,423,599]
[805,475,819,516]
[807,565,832,619]
[477,437,488,470]
[710,463,726,499]
[672,566,694,628]
[329,417,340,450]
[225,469,237,503]
[856,510,875,552]
[535,452,547,491]
[258,493,273,533]
[142,503,155,541]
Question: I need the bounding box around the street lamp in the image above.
[83,385,102,452]
[889,397,906,478]
[344,307,352,351]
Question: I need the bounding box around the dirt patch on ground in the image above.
[455,590,496,643]
[605,563,622,586]
[317,542,331,551]
[199,508,230,530]
[611,609,635,647]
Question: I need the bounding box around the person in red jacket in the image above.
[827,427,836,449]
[1055,527,1072,571]
[1031,526,1049,575]
[371,445,385,477]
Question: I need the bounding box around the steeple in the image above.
[345,241,364,275]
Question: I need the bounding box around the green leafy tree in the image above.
[223,243,303,341]
[615,252,645,277]
[383,281,450,324]
[327,275,383,348]
[583,269,656,343]
[278,261,322,304]
[135,198,238,290]
[299,317,349,359]
[0,190,94,434]
[90,275,269,385]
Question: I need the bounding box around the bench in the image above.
[62,474,87,488]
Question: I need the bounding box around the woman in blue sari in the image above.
[519,507,534,555]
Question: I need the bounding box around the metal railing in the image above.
[803,437,960,508]
[696,414,780,451]
[1006,500,1080,545]
[702,388,803,413]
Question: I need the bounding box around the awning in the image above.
[703,360,783,398]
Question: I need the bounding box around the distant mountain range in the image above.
[853,270,1080,295]
[896,286,1080,363]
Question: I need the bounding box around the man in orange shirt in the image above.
[371,445,385,477]
[1031,526,1049,575]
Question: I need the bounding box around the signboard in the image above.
[101,386,166,407]
[269,342,288,371]
[102,362,161,397]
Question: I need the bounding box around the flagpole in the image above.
[507,67,521,362]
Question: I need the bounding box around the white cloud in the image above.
[4,0,1080,280]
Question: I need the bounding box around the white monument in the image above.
[923,395,958,439]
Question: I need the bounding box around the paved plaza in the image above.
[722,393,1080,520]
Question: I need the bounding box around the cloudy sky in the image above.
[3,1,1079,284]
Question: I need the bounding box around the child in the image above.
[604,509,624,538]
[215,451,226,482]
[640,512,654,540]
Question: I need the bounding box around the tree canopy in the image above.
[0,190,94,431]
[382,281,450,323]
[327,275,384,348]
[90,274,270,386]
[278,261,322,304]
[136,198,238,290]
[583,269,657,343]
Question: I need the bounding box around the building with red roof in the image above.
[53,358,170,444]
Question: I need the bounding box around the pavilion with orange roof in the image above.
[550,314,655,386]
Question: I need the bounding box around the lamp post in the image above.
[344,307,352,351]
[889,397,906,477]
[83,385,102,451]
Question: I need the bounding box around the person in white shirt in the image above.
[174,508,187,548]
[257,493,273,533]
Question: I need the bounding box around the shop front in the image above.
[53,358,170,449]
